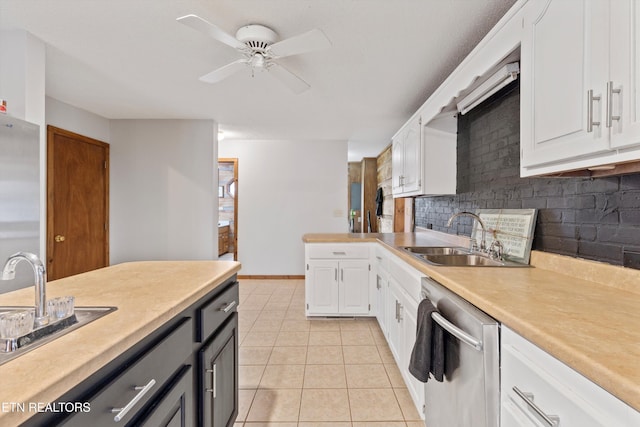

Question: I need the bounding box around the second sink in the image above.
[401,246,528,267]
[402,246,470,256]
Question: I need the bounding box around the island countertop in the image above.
[0,260,240,425]
[303,232,640,412]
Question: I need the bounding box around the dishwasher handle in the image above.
[431,312,483,351]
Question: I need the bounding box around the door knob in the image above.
[54,235,66,243]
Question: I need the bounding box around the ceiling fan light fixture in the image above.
[250,53,267,69]
[178,14,330,94]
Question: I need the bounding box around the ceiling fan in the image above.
[177,14,331,94]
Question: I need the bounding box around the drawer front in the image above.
[502,345,608,427]
[198,281,239,342]
[307,244,370,259]
[501,327,634,427]
[63,318,193,427]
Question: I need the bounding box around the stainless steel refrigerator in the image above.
[0,114,40,293]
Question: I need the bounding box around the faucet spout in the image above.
[1,252,49,327]
[446,211,487,252]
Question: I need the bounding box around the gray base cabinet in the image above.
[138,365,194,427]
[199,314,238,427]
[24,276,239,427]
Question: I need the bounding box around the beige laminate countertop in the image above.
[0,260,241,426]
[304,232,640,412]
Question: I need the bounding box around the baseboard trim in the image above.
[237,275,305,280]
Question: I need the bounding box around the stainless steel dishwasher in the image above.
[421,276,499,427]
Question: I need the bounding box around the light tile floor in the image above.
[234,279,424,427]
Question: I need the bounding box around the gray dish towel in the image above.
[408,298,445,382]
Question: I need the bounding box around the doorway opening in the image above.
[218,158,238,261]
[47,126,109,280]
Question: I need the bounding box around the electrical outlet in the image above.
[623,250,640,270]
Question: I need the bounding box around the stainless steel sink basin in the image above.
[401,246,528,267]
[421,254,506,266]
[0,306,117,365]
[402,246,471,255]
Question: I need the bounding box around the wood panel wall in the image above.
[376,144,394,232]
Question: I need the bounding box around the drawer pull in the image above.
[111,379,156,422]
[587,89,601,133]
[606,81,621,128]
[512,386,560,427]
[220,301,237,313]
[332,251,347,255]
[206,364,217,398]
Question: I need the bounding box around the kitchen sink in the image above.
[421,254,506,266]
[0,306,117,366]
[402,246,471,256]
[401,246,528,267]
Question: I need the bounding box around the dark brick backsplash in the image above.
[414,80,640,266]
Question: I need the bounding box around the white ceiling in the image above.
[0,0,515,161]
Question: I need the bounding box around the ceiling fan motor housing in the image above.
[236,25,278,51]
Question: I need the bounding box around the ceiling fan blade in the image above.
[268,29,331,58]
[177,14,246,50]
[268,63,310,94]
[199,59,249,83]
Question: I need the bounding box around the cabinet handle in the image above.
[341,269,343,282]
[587,89,601,133]
[220,300,237,313]
[335,268,338,281]
[206,364,217,398]
[395,300,399,321]
[111,379,156,422]
[376,275,381,289]
[332,251,347,256]
[398,303,403,322]
[512,386,560,427]
[606,81,621,128]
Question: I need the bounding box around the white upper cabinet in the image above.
[521,0,640,176]
[392,113,456,197]
[392,115,422,196]
[610,0,640,150]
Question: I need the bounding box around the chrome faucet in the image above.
[446,211,487,252]
[1,252,49,327]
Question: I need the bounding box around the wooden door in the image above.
[47,126,109,280]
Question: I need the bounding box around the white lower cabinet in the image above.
[501,326,639,427]
[305,244,371,316]
[382,254,425,418]
[373,250,389,334]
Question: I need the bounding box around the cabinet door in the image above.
[338,260,369,314]
[391,134,404,194]
[610,0,640,149]
[521,0,610,168]
[375,272,387,334]
[306,260,339,314]
[402,117,422,193]
[401,296,424,415]
[139,365,194,427]
[200,314,238,427]
[385,279,403,364]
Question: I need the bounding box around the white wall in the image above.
[45,97,111,143]
[110,120,217,263]
[219,139,348,275]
